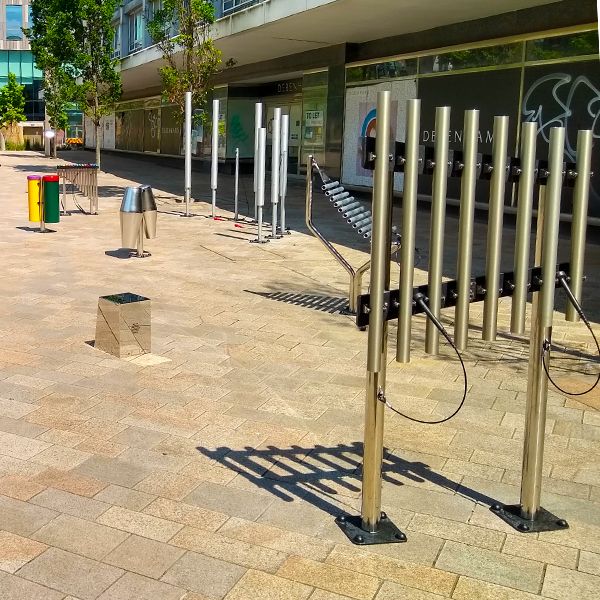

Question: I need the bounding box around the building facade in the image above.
[0,0,44,123]
[87,0,599,216]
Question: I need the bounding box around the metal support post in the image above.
[234,147,240,221]
[492,126,569,533]
[183,91,193,217]
[454,110,479,351]
[565,129,593,322]
[250,128,269,244]
[337,91,405,545]
[253,103,263,222]
[279,114,290,234]
[510,122,538,334]
[425,106,450,355]
[268,108,282,239]
[482,116,510,341]
[396,99,421,364]
[211,98,219,218]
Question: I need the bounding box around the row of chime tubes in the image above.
[395,102,593,362]
[321,180,373,239]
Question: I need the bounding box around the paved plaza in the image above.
[0,149,599,600]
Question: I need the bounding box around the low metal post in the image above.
[280,114,290,234]
[211,98,219,218]
[253,102,262,221]
[234,147,240,221]
[511,122,538,334]
[425,106,450,355]
[482,116,510,341]
[566,129,593,322]
[183,91,193,217]
[269,108,282,239]
[454,109,479,351]
[250,128,269,244]
[396,98,421,364]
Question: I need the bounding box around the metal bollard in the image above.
[253,103,263,222]
[234,147,240,221]
[268,108,282,239]
[250,128,269,245]
[183,91,193,217]
[280,114,290,234]
[211,98,219,218]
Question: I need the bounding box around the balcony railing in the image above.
[221,0,265,17]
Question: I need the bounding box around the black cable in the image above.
[378,293,469,424]
[541,273,600,396]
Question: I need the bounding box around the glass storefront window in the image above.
[526,31,599,61]
[6,5,23,40]
[346,59,417,84]
[419,43,522,74]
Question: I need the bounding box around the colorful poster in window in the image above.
[342,80,416,190]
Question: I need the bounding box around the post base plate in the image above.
[490,503,569,533]
[336,513,407,545]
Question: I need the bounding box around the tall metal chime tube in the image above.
[482,116,510,341]
[396,99,421,364]
[454,110,480,351]
[270,108,282,238]
[520,126,565,521]
[511,122,538,334]
[211,99,219,218]
[280,114,290,234]
[234,147,240,221]
[565,129,593,322]
[253,128,267,243]
[361,90,392,533]
[425,106,450,355]
[253,102,263,221]
[184,91,192,217]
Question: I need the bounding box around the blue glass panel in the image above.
[8,51,22,79]
[6,5,24,41]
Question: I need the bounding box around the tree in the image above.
[0,73,27,145]
[44,69,72,158]
[148,0,224,123]
[27,0,122,168]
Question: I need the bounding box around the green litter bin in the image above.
[42,175,60,224]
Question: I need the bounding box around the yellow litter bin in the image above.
[27,175,41,223]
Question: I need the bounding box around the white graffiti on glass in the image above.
[148,111,160,140]
[522,73,600,161]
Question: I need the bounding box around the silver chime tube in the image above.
[344,206,364,219]
[425,106,450,355]
[280,114,289,233]
[331,191,350,202]
[454,109,479,351]
[211,98,219,218]
[322,180,340,191]
[254,128,267,243]
[511,122,538,335]
[270,108,281,238]
[361,90,392,534]
[520,126,565,521]
[234,147,240,221]
[334,197,357,209]
[353,215,372,229]
[184,91,192,216]
[566,129,593,322]
[347,210,369,224]
[396,99,421,363]
[253,102,263,220]
[482,116,510,341]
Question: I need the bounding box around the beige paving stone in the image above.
[17,547,123,600]
[32,513,129,560]
[103,534,185,578]
[30,487,110,520]
[451,576,541,599]
[0,531,47,573]
[171,525,287,572]
[94,484,156,511]
[75,437,126,458]
[502,534,578,569]
[143,497,228,531]
[0,474,46,500]
[0,571,65,600]
[541,565,600,599]
[135,471,201,500]
[33,467,108,497]
[0,431,51,461]
[277,556,380,600]
[98,571,188,600]
[408,513,505,551]
[76,455,151,487]
[31,445,92,470]
[578,550,600,576]
[97,505,184,541]
[224,569,313,600]
[161,551,246,598]
[435,540,543,594]
[309,592,355,600]
[218,516,335,561]
[0,416,49,442]
[36,428,88,448]
[374,581,446,599]
[0,494,57,536]
[0,397,39,419]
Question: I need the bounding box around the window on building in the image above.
[6,5,24,41]
[128,10,143,52]
[419,43,522,74]
[525,31,599,61]
[146,0,162,22]
[112,23,121,58]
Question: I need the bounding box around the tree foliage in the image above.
[148,0,224,123]
[0,73,26,127]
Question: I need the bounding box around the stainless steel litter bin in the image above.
[120,186,143,249]
[140,185,157,240]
